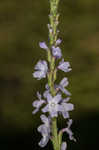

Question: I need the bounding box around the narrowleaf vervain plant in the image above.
[32,0,76,150]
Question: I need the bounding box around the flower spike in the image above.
[32,0,76,149]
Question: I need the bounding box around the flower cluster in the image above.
[32,39,75,149]
[33,41,71,81]
[32,0,76,150]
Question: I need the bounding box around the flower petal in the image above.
[33,100,45,108]
[38,124,48,134]
[42,105,49,113]
[40,115,49,124]
[63,97,70,103]
[60,77,69,87]
[63,103,74,111]
[57,104,63,112]
[54,94,62,103]
[58,59,72,72]
[38,135,49,147]
[43,90,50,98]
[50,110,58,118]
[59,86,71,96]
[39,42,48,50]
[32,108,39,114]
[61,142,67,150]
[62,111,70,119]
[33,71,45,80]
[66,128,76,142]
[46,93,53,103]
[56,39,62,45]
[62,119,76,142]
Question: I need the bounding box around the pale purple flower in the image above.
[62,119,76,142]
[56,78,71,96]
[39,42,48,50]
[38,115,51,147]
[38,124,50,147]
[56,39,62,46]
[58,59,72,72]
[60,99,74,119]
[42,93,62,118]
[52,46,62,59]
[40,114,51,133]
[33,60,48,80]
[32,92,45,114]
[60,77,69,88]
[61,142,67,150]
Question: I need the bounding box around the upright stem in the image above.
[47,0,60,150]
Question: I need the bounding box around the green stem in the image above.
[47,0,61,150]
[52,118,59,150]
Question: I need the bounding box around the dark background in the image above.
[0,0,99,149]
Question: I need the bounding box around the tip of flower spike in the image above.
[39,42,48,50]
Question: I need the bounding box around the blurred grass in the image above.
[0,0,99,132]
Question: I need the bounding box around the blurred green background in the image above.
[0,0,99,149]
